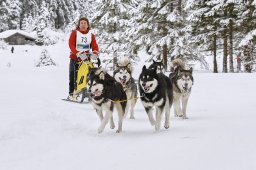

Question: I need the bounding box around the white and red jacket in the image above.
[68,28,99,60]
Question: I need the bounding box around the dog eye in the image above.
[148,77,153,81]
[93,82,97,86]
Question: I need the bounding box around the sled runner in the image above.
[62,96,91,104]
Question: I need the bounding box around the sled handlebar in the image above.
[77,51,99,61]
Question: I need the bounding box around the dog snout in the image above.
[88,88,91,93]
[183,83,188,90]
[123,75,127,79]
[142,82,146,87]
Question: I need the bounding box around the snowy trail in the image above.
[0,67,256,170]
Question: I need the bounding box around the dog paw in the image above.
[155,126,160,131]
[97,128,103,133]
[149,119,156,126]
[149,121,155,126]
[130,116,135,119]
[182,116,188,119]
[164,124,169,129]
[116,129,122,133]
[110,122,115,129]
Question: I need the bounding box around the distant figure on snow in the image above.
[235,53,242,72]
[11,46,14,53]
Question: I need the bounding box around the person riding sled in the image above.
[68,17,99,101]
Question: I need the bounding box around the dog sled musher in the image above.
[63,51,100,103]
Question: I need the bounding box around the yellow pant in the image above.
[74,61,93,95]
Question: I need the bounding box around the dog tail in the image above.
[118,57,133,72]
[171,58,185,70]
[118,57,129,66]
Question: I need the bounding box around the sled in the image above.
[65,52,99,104]
[74,60,93,96]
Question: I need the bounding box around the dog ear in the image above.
[153,65,158,74]
[142,65,147,72]
[127,63,132,71]
[174,66,180,75]
[99,71,105,80]
[189,67,193,73]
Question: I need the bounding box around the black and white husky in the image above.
[148,59,165,74]
[139,65,173,131]
[169,58,194,119]
[113,58,137,119]
[87,68,127,133]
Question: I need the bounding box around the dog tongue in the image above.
[121,79,126,85]
[94,91,102,96]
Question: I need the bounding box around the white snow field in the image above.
[0,43,255,170]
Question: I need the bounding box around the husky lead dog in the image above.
[148,59,165,74]
[87,68,127,133]
[139,65,173,131]
[113,58,137,119]
[169,58,194,119]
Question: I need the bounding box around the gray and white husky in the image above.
[113,58,137,119]
[87,68,127,133]
[169,58,194,119]
[139,65,173,131]
[148,59,165,74]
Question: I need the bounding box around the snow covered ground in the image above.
[0,42,256,170]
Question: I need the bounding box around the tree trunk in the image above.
[244,45,252,73]
[223,27,228,73]
[178,0,182,15]
[222,9,228,73]
[213,33,218,73]
[113,52,117,71]
[163,44,168,70]
[229,20,234,72]
[170,2,174,12]
[169,2,174,72]
[213,13,218,73]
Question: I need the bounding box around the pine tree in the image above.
[93,0,138,69]
[187,0,222,73]
[7,0,22,29]
[132,1,202,70]
[170,1,207,69]
[237,0,256,73]
[212,0,238,73]
[21,13,35,32]
[35,1,50,45]
[225,1,238,73]
[36,49,56,67]
[0,1,10,31]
